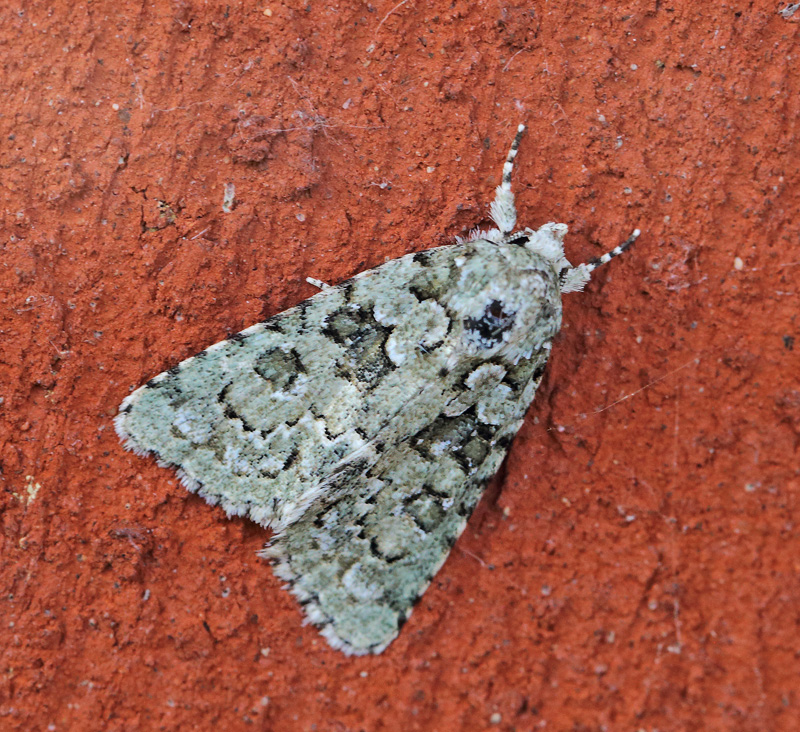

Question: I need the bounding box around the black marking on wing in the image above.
[464,300,516,349]
[217,383,258,432]
[253,346,303,389]
[412,250,433,266]
[323,305,395,387]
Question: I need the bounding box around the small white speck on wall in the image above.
[222,183,235,213]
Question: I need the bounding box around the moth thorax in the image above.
[523,222,569,268]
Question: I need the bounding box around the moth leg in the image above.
[489,123,526,235]
[306,277,332,291]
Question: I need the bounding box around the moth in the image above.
[116,124,639,655]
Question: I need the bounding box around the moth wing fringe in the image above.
[262,536,385,656]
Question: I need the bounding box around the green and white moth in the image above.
[115,125,639,655]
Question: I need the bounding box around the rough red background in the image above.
[2,1,799,730]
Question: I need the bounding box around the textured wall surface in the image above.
[1,1,799,730]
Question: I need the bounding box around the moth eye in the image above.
[463,299,516,349]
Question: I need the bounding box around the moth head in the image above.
[523,222,591,294]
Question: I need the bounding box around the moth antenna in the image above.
[559,229,640,294]
[489,123,526,235]
[584,229,640,274]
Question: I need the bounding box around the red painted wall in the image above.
[2,1,799,729]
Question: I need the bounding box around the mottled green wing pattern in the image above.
[264,349,550,655]
[116,244,471,530]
